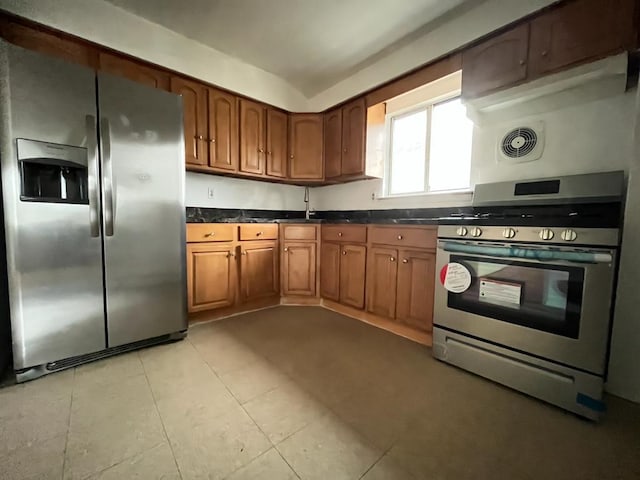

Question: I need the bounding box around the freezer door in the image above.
[0,42,106,369]
[97,73,187,347]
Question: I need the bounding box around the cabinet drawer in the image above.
[369,226,436,249]
[322,225,367,243]
[187,224,235,243]
[239,224,279,240]
[283,224,317,241]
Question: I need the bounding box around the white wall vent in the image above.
[497,122,544,163]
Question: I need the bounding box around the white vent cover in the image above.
[497,122,544,163]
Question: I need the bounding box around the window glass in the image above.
[389,109,427,195]
[429,98,473,191]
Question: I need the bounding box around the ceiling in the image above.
[103,0,477,96]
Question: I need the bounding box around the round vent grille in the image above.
[501,127,538,158]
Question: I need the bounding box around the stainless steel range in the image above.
[433,171,624,420]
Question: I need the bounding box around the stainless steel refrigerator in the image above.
[0,41,187,382]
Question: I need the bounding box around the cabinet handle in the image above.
[541,50,548,57]
[204,232,215,237]
[338,232,343,237]
[402,258,408,264]
[210,138,216,143]
[397,235,403,240]
[390,257,396,262]
[342,251,347,255]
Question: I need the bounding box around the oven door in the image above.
[434,240,617,375]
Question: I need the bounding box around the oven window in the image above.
[447,255,584,338]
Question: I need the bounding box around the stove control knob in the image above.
[502,228,516,239]
[470,227,483,238]
[561,229,578,242]
[539,228,555,241]
[456,227,468,237]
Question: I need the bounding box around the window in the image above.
[385,96,473,196]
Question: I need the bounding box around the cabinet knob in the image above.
[283,247,288,252]
[390,256,396,262]
[258,148,265,153]
[290,154,294,159]
[541,50,548,57]
[397,235,403,240]
[241,251,247,255]
[204,232,215,237]
[198,135,204,140]
[227,252,235,258]
[267,151,272,155]
[256,231,263,236]
[343,148,347,153]
[338,232,343,237]
[519,59,525,66]
[402,259,408,263]
[210,138,216,143]
[342,251,347,255]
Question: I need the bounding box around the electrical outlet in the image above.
[207,187,214,199]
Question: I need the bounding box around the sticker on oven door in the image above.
[479,278,522,307]
[439,263,471,293]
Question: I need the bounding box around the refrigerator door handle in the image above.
[100,117,115,236]
[86,115,100,237]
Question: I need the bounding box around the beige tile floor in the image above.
[1,306,639,480]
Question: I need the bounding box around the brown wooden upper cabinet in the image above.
[0,18,97,68]
[289,114,324,181]
[528,0,637,78]
[461,24,529,99]
[239,99,266,175]
[99,53,170,90]
[171,77,209,167]
[462,0,637,98]
[208,88,238,172]
[323,98,366,179]
[266,108,288,178]
[341,98,367,176]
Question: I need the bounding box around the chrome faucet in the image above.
[304,186,311,220]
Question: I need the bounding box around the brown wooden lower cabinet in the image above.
[396,250,436,332]
[366,247,398,318]
[282,242,316,296]
[240,241,279,301]
[320,242,341,301]
[186,243,236,313]
[338,244,366,309]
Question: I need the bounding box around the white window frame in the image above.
[383,91,469,198]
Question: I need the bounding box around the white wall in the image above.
[0,0,309,111]
[607,81,640,403]
[185,172,305,211]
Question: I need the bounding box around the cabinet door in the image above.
[0,19,97,68]
[266,108,288,178]
[170,77,208,166]
[396,250,436,332]
[186,243,236,313]
[320,242,341,301]
[366,247,398,318]
[99,52,170,90]
[461,24,529,98]
[339,244,366,309]
[239,99,266,175]
[208,88,238,171]
[289,114,324,180]
[324,109,343,179]
[341,98,366,176]
[528,0,636,78]
[240,241,279,301]
[282,242,316,296]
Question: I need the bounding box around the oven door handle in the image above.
[438,241,613,264]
